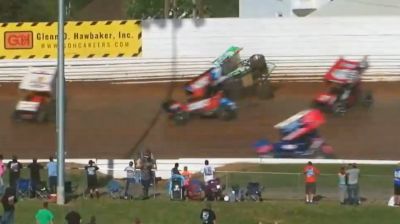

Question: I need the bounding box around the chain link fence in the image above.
[215,171,393,202]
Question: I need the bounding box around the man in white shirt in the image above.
[201,160,215,185]
[124,161,136,199]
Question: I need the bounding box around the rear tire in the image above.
[360,90,373,108]
[36,108,48,123]
[256,81,273,100]
[222,78,243,100]
[218,106,236,121]
[173,111,189,126]
[332,101,346,116]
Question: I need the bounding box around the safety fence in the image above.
[9,168,393,203]
[214,171,392,202]
[0,55,399,83]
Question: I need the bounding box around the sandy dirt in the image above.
[0,81,399,160]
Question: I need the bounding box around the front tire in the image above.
[173,111,189,126]
[256,81,273,100]
[332,101,346,116]
[360,90,373,108]
[217,106,236,121]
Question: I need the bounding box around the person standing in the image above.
[303,161,320,204]
[0,155,6,195]
[7,156,22,190]
[1,187,17,224]
[85,160,99,199]
[65,210,82,224]
[182,166,192,198]
[201,160,215,185]
[35,202,54,224]
[346,163,360,205]
[171,163,180,176]
[200,203,216,224]
[338,166,347,204]
[28,158,44,198]
[139,156,153,200]
[124,161,136,199]
[394,163,400,206]
[46,157,57,194]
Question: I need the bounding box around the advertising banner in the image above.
[0,20,142,59]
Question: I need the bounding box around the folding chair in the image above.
[35,181,50,200]
[107,180,122,199]
[17,179,31,198]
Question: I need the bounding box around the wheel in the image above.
[11,111,21,122]
[360,90,373,108]
[36,109,48,123]
[173,111,189,125]
[217,106,237,121]
[332,101,346,116]
[256,81,274,100]
[222,78,243,100]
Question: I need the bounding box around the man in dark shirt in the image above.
[28,158,43,198]
[171,163,180,176]
[200,203,216,224]
[1,187,17,224]
[65,210,82,224]
[85,160,99,199]
[7,156,22,190]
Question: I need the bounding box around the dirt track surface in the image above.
[0,81,399,160]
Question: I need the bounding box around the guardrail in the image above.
[0,55,399,83]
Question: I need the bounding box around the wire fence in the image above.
[3,166,395,203]
[214,171,393,202]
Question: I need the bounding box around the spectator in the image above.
[7,156,22,190]
[303,161,320,204]
[1,187,17,224]
[28,158,44,198]
[394,163,400,206]
[181,166,192,198]
[133,217,141,224]
[0,155,6,195]
[65,210,82,224]
[35,202,54,224]
[124,161,136,199]
[47,157,57,194]
[200,202,216,224]
[87,216,96,224]
[171,163,180,176]
[85,160,99,199]
[338,166,347,204]
[140,156,153,199]
[201,160,215,185]
[346,163,360,205]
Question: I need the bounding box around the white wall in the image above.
[142,17,400,57]
[1,17,400,82]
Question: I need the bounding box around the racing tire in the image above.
[332,101,346,116]
[11,111,21,122]
[217,106,237,121]
[173,111,189,126]
[256,81,274,100]
[360,90,373,108]
[36,108,48,123]
[222,78,243,100]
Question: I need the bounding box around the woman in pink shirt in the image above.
[0,155,6,194]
